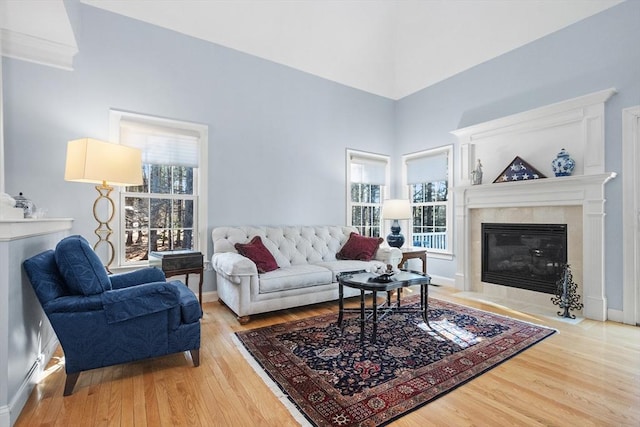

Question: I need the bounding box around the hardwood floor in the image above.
[16,286,640,426]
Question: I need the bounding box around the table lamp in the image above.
[382,199,411,248]
[64,138,142,271]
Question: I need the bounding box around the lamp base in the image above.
[386,233,405,248]
[93,181,116,272]
[386,220,405,248]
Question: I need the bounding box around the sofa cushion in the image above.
[259,264,332,294]
[336,232,383,261]
[55,235,111,296]
[235,236,279,273]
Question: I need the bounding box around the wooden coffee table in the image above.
[337,270,432,343]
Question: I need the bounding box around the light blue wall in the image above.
[3,1,638,307]
[395,0,640,310]
[2,2,395,292]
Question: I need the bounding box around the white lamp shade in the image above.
[382,199,412,220]
[65,138,143,186]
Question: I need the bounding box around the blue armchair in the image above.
[23,235,201,396]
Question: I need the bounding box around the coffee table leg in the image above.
[372,291,378,343]
[360,290,365,341]
[421,283,432,330]
[337,282,344,327]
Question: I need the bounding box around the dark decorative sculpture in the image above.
[550,264,583,319]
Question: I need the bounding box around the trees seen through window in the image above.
[123,164,196,262]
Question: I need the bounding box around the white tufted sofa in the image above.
[211,226,402,323]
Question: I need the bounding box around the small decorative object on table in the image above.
[550,264,583,319]
[471,159,483,185]
[369,264,396,283]
[369,273,394,283]
[551,148,575,177]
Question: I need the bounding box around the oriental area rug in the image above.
[234,295,556,427]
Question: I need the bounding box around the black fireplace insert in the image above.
[481,223,567,294]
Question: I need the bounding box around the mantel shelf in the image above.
[465,172,615,187]
[0,218,74,242]
[455,173,617,211]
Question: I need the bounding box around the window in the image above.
[402,146,452,254]
[110,111,208,266]
[346,150,389,237]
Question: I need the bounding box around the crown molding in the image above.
[0,28,77,71]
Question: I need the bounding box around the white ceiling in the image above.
[65,1,630,98]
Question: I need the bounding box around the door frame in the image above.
[622,106,640,325]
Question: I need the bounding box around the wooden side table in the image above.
[149,251,204,310]
[164,266,204,310]
[398,247,427,274]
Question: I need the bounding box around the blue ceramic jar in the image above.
[551,148,575,177]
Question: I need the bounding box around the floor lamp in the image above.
[64,138,142,271]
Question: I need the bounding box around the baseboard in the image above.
[607,308,624,324]
[7,335,59,427]
[0,405,9,427]
[428,274,455,288]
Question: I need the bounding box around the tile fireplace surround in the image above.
[452,88,617,321]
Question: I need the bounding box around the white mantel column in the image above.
[1,38,5,194]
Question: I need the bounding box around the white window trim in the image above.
[402,145,453,258]
[346,149,390,236]
[0,54,4,193]
[108,110,209,269]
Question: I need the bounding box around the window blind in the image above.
[350,155,387,185]
[406,152,448,184]
[119,120,200,168]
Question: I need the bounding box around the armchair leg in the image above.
[63,372,80,396]
[189,349,200,367]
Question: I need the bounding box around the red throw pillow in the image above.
[235,236,279,273]
[336,232,383,261]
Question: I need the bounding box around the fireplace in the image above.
[481,223,567,294]
[452,89,617,320]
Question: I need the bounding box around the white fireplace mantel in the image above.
[451,89,618,322]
